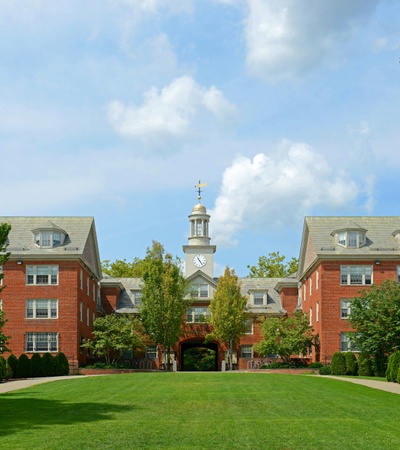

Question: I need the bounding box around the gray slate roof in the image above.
[298,216,400,277]
[0,216,102,279]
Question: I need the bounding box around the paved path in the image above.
[323,375,400,395]
[0,376,84,394]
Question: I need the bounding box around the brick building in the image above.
[1,209,400,370]
[0,217,102,367]
[298,217,400,363]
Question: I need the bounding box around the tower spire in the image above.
[194,180,207,202]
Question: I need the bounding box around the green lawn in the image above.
[0,373,399,449]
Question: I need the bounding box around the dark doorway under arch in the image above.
[181,341,219,371]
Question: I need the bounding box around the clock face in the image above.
[193,254,207,268]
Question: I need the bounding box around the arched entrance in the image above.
[180,340,219,371]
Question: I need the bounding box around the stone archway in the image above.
[180,340,219,371]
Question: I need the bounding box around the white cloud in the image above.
[244,0,380,81]
[210,140,367,247]
[108,76,236,141]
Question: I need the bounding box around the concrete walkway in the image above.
[0,375,84,394]
[323,375,400,395]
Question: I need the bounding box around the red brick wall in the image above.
[1,259,98,365]
[100,286,120,314]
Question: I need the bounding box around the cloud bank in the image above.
[210,141,367,246]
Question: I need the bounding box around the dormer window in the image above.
[33,229,66,248]
[333,222,367,249]
[337,231,366,248]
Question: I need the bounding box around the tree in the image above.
[140,241,189,370]
[349,279,400,373]
[82,314,144,365]
[206,267,249,370]
[102,258,146,278]
[0,222,11,355]
[247,252,298,278]
[254,311,314,364]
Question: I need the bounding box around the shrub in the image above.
[29,353,42,377]
[41,353,56,376]
[358,353,373,377]
[0,356,5,382]
[54,352,69,376]
[386,351,400,382]
[308,362,323,368]
[373,354,387,378]
[7,354,18,378]
[345,352,358,376]
[319,365,331,375]
[330,352,347,375]
[16,354,30,378]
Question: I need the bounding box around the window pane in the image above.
[199,285,208,297]
[41,232,51,247]
[253,293,264,305]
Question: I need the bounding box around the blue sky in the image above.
[2,0,400,277]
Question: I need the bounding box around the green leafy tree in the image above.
[140,241,189,370]
[349,279,400,372]
[102,258,146,278]
[82,314,144,365]
[247,252,298,278]
[345,352,358,376]
[0,222,11,354]
[206,268,249,370]
[255,311,314,364]
[357,352,373,377]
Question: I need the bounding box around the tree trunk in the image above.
[229,337,233,371]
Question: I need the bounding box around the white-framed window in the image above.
[309,278,312,296]
[162,352,175,364]
[341,265,372,285]
[241,345,253,358]
[316,302,319,322]
[309,307,313,326]
[93,284,96,302]
[146,345,157,359]
[87,307,90,326]
[0,299,2,310]
[340,299,352,319]
[133,291,142,306]
[337,231,366,249]
[186,307,210,323]
[340,332,359,352]
[25,332,58,352]
[80,302,83,322]
[34,231,64,248]
[27,265,58,285]
[252,292,265,306]
[316,270,319,290]
[191,284,209,298]
[303,284,306,302]
[245,318,253,334]
[80,270,83,290]
[86,277,90,296]
[26,299,58,319]
[397,266,400,283]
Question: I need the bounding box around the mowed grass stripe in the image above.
[0,373,399,449]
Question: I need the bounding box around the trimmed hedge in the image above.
[29,353,42,377]
[7,354,18,378]
[319,365,331,375]
[358,353,373,377]
[330,352,347,375]
[41,353,55,376]
[16,354,30,378]
[54,352,69,376]
[386,351,400,382]
[345,352,358,376]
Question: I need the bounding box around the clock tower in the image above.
[183,182,216,278]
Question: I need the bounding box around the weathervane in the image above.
[195,180,207,201]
